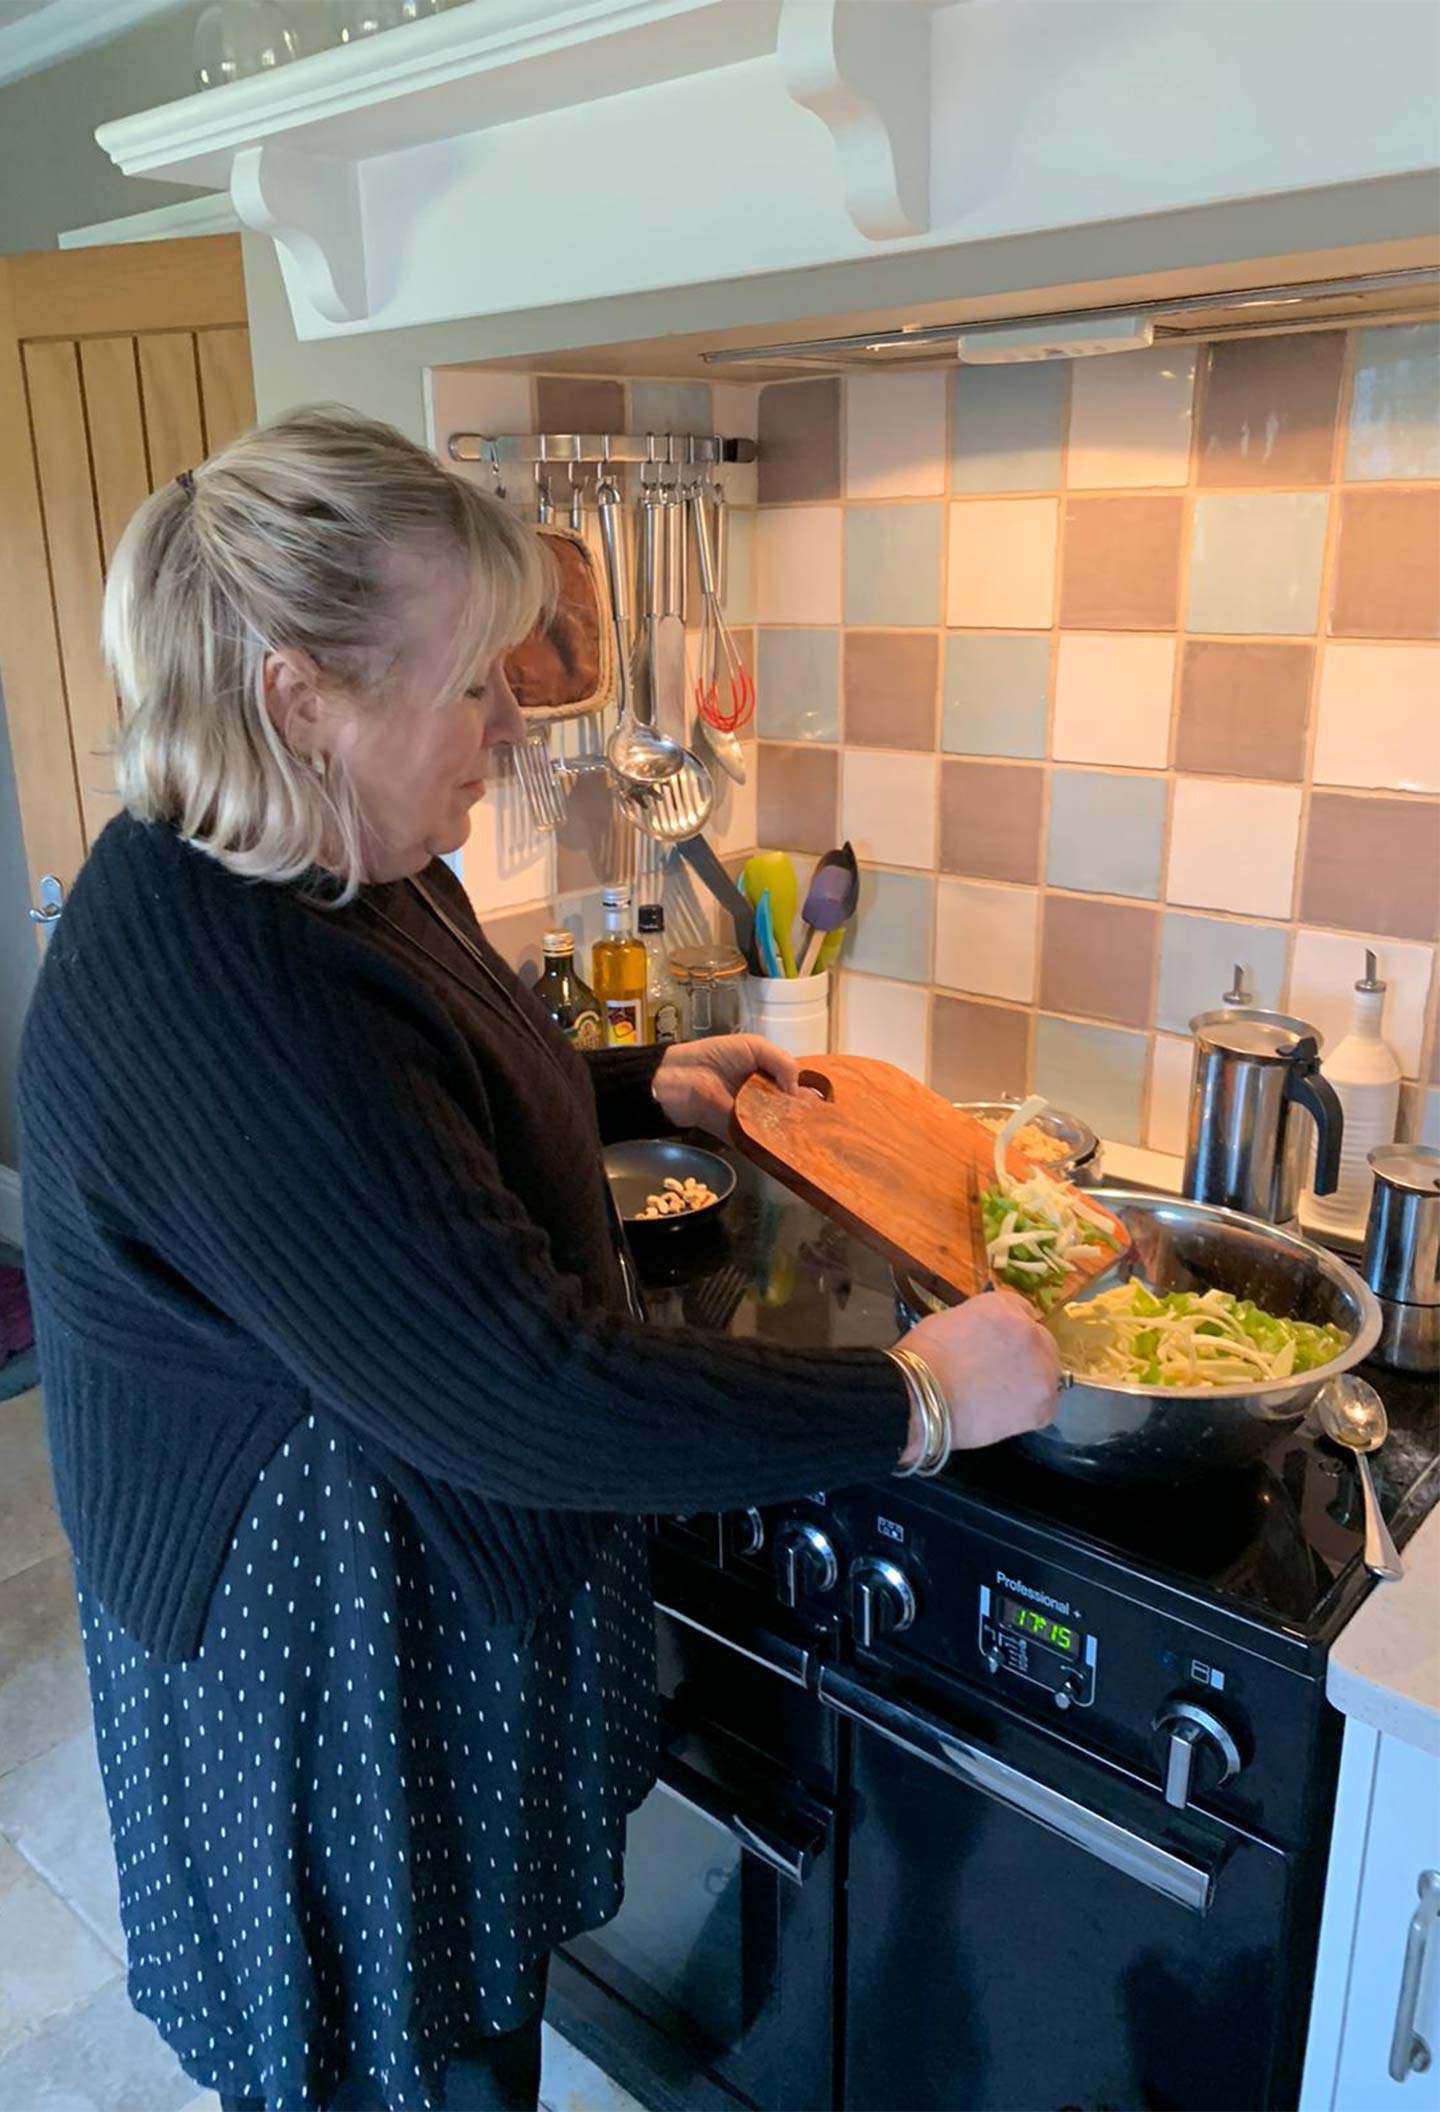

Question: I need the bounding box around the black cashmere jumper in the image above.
[20,816,908,1662]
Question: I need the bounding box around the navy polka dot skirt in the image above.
[78,1412,657,2111]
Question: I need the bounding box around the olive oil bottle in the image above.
[638,903,683,1045]
[591,887,646,1048]
[533,931,604,1050]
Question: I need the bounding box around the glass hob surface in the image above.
[633,1155,1440,1639]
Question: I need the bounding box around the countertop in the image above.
[1327,1504,1440,1755]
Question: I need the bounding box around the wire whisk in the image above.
[691,483,754,736]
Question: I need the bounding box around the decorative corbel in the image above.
[229,142,370,326]
[778,0,943,241]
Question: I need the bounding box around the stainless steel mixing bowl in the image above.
[896,1190,1382,1485]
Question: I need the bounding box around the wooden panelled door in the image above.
[0,235,253,940]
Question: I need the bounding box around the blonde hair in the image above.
[105,404,547,899]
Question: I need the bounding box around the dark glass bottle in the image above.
[534,930,604,1050]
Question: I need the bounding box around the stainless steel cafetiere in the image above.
[1183,1010,1344,1226]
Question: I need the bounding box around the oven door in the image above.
[562,1727,836,2111]
[822,1667,1293,2112]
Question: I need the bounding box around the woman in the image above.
[19,408,1058,2112]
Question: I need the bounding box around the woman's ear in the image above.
[262,649,329,761]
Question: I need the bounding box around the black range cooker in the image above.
[546,1160,1440,2112]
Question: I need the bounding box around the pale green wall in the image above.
[0,8,204,257]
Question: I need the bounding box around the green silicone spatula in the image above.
[740,853,799,977]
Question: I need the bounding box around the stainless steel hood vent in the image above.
[702,268,1440,370]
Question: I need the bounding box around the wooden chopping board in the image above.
[732,1055,1125,1305]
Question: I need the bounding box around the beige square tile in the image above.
[462,770,553,914]
[946,499,1058,630]
[755,507,843,625]
[483,905,555,986]
[1066,345,1198,489]
[1301,792,1440,943]
[757,742,839,854]
[934,879,1037,1003]
[1175,641,1313,782]
[426,365,532,461]
[939,759,1045,884]
[1060,496,1183,631]
[1147,1034,1196,1156]
[1314,644,1440,795]
[0,1390,65,1586]
[0,1729,124,1959]
[844,632,938,750]
[709,757,759,858]
[0,1840,119,2055]
[841,750,938,869]
[1166,778,1302,919]
[720,508,756,627]
[1038,895,1159,1028]
[837,974,930,1079]
[0,1552,91,1779]
[1052,634,1174,768]
[1289,931,1435,1076]
[0,1978,205,2112]
[1197,333,1345,487]
[1330,489,1440,640]
[845,372,947,499]
[929,995,1030,1101]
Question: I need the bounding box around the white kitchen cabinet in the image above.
[1304,1503,1440,2112]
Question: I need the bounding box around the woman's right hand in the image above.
[899,1290,1062,1462]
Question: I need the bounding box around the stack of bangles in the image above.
[886,1346,951,1477]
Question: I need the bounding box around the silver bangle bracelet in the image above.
[887,1348,950,1477]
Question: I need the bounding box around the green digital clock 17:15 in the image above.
[1000,1594,1081,1660]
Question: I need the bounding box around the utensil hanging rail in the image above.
[447,431,757,469]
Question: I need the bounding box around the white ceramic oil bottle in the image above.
[1300,951,1402,1247]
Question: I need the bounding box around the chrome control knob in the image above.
[728,1507,765,1559]
[1152,1699,1243,1811]
[850,1557,917,1648]
[773,1521,838,1609]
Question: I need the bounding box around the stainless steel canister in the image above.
[1184,1011,1344,1227]
[1362,1143,1440,1371]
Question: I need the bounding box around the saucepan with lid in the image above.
[896,1191,1381,1486]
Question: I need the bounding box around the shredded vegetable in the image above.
[980,1095,1123,1312]
[1051,1283,1348,1389]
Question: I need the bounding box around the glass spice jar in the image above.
[669,945,747,1039]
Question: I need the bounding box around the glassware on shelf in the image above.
[670,945,746,1040]
[194,0,301,88]
[333,0,404,38]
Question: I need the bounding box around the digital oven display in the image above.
[999,1594,1081,1659]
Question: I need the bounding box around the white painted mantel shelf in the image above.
[95,0,1440,344]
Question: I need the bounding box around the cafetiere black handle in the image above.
[1282,1036,1344,1196]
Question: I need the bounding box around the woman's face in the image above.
[290,559,530,881]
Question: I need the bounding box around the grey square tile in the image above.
[541,2022,652,2112]
[950,362,1068,493]
[1346,322,1440,481]
[1046,770,1166,900]
[1033,1016,1148,1145]
[758,380,841,504]
[0,1974,198,2112]
[627,381,712,437]
[0,1839,119,2055]
[841,868,933,984]
[1155,913,1290,1034]
[0,1390,65,1585]
[0,1728,123,1959]
[844,505,943,627]
[756,630,840,742]
[942,635,1050,758]
[1186,493,1329,635]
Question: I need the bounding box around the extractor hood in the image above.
[701,268,1440,371]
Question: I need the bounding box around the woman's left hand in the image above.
[653,1035,802,1138]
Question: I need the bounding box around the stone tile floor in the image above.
[0,1385,646,2112]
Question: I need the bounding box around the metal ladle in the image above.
[595,473,683,791]
[1314,1374,1404,1581]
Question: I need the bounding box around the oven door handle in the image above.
[654,1599,813,1690]
[656,1753,826,1887]
[818,1668,1212,1915]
